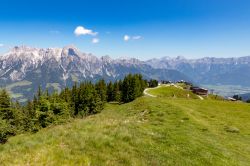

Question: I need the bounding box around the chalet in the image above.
[190,87,208,96]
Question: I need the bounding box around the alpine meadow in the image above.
[1,0,250,165]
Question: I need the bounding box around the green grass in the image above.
[148,85,199,99]
[175,83,191,89]
[207,94,225,101]
[1,87,250,165]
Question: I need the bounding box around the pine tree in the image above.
[113,81,121,102]
[95,79,107,102]
[0,89,11,109]
[0,89,15,143]
[24,99,38,132]
[0,117,12,143]
[37,85,42,100]
[0,73,148,143]
[37,97,53,128]
[88,89,103,114]
[45,88,49,100]
[121,75,130,103]
[148,79,158,88]
[107,81,114,102]
[33,95,38,108]
[121,74,147,103]
[11,100,25,132]
[130,76,137,100]
[71,82,79,115]
[138,74,147,96]
[60,87,71,102]
[0,89,13,120]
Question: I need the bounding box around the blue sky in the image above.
[0,0,250,59]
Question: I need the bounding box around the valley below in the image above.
[202,84,250,98]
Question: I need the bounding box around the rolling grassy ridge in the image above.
[147,85,199,99]
[0,86,250,165]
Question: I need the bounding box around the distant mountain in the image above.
[0,46,189,102]
[239,93,250,101]
[146,56,250,86]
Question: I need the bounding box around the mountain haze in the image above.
[147,56,250,86]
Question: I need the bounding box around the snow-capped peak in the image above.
[0,45,147,82]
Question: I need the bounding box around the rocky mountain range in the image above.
[0,46,189,102]
[1,45,250,102]
[239,93,250,101]
[146,56,250,86]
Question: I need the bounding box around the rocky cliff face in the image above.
[0,46,189,102]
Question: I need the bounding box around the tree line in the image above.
[148,79,158,88]
[0,74,147,143]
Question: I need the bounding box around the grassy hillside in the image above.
[147,85,199,99]
[1,87,250,165]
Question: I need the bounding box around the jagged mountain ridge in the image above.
[146,56,250,86]
[0,46,189,101]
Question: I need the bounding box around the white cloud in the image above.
[124,35,130,41]
[92,38,100,44]
[0,44,4,47]
[124,35,142,41]
[74,26,98,36]
[132,36,142,40]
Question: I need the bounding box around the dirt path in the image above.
[173,84,183,89]
[197,95,204,100]
[144,84,204,100]
[143,84,171,97]
[143,86,160,97]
